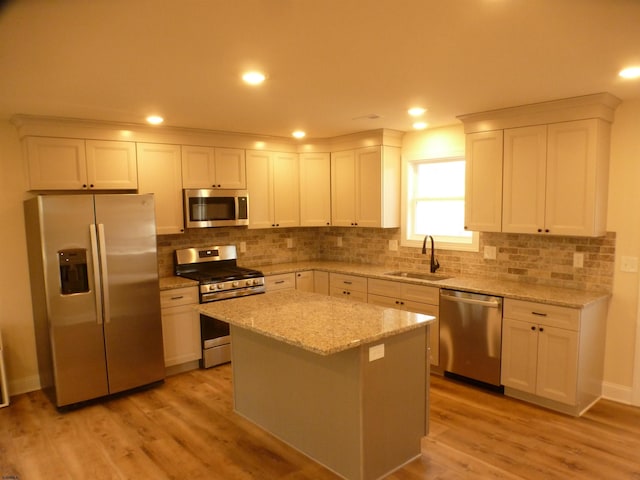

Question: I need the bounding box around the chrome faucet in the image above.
[421,235,440,273]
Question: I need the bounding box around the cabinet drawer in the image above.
[266,273,296,291]
[329,273,367,293]
[160,287,198,308]
[367,278,402,297]
[504,298,579,331]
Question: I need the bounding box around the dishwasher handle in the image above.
[440,290,502,308]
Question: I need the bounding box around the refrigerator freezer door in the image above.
[39,195,110,406]
[95,194,165,393]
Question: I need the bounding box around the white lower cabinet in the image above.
[160,287,201,367]
[501,297,607,415]
[265,273,296,291]
[329,273,367,302]
[367,278,439,367]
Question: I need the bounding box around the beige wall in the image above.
[0,121,39,394]
[1,104,639,404]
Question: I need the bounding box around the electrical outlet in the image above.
[483,245,496,260]
[239,241,246,253]
[286,238,293,248]
[388,239,398,251]
[336,237,343,247]
[573,252,584,268]
[369,344,385,362]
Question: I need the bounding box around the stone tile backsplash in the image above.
[158,227,615,293]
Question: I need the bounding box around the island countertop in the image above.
[197,290,434,356]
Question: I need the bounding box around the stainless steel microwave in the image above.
[184,189,249,228]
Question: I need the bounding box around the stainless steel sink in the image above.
[383,271,453,281]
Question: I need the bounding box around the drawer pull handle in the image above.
[275,280,285,284]
[531,311,547,317]
[343,281,353,285]
[170,295,184,300]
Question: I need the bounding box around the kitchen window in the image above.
[403,156,478,251]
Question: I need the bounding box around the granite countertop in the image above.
[197,290,435,355]
[254,260,610,308]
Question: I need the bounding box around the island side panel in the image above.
[361,325,427,480]
[230,325,363,480]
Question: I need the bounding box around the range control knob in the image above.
[232,281,239,287]
[216,283,224,290]
[245,279,254,286]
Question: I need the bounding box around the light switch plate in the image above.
[369,344,385,362]
[388,239,398,251]
[573,252,584,268]
[621,256,639,273]
[239,241,247,253]
[336,237,343,247]
[286,238,293,248]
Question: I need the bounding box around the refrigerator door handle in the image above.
[89,224,104,325]
[97,223,111,323]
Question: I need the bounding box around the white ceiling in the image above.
[1,0,639,140]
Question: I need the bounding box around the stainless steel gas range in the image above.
[174,245,265,368]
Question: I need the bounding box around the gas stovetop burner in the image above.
[174,245,265,303]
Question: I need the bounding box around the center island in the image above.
[198,290,435,480]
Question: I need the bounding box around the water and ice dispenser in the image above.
[58,249,90,294]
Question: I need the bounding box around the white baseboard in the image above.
[8,374,41,397]
[602,381,634,405]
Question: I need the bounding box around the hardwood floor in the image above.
[1,365,639,479]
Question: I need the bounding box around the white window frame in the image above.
[401,154,479,252]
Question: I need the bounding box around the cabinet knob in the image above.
[539,327,544,332]
[82,184,87,188]
[537,228,542,233]
[545,229,550,233]
[531,326,536,331]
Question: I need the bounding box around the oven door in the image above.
[200,314,231,368]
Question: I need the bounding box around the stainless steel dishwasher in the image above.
[439,289,503,388]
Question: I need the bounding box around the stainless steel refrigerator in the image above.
[24,194,165,407]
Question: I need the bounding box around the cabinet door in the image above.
[545,119,602,236]
[86,140,137,190]
[214,148,246,189]
[181,145,214,188]
[272,152,300,227]
[355,146,383,228]
[295,271,315,292]
[502,126,547,234]
[266,273,295,291]
[331,150,357,226]
[137,143,184,234]
[299,152,331,226]
[313,270,330,295]
[501,318,538,394]
[536,325,578,405]
[26,137,87,190]
[464,131,503,232]
[246,150,274,229]
[161,304,201,367]
[404,300,439,367]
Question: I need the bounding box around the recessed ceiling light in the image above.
[408,107,427,117]
[292,130,306,139]
[413,121,428,130]
[242,71,266,85]
[146,115,164,125]
[619,66,640,79]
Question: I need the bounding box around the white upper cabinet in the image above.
[331,145,400,228]
[460,93,620,237]
[181,146,246,189]
[502,125,547,234]
[299,152,331,226]
[26,137,137,190]
[464,130,503,233]
[137,143,184,235]
[503,119,610,236]
[246,150,299,229]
